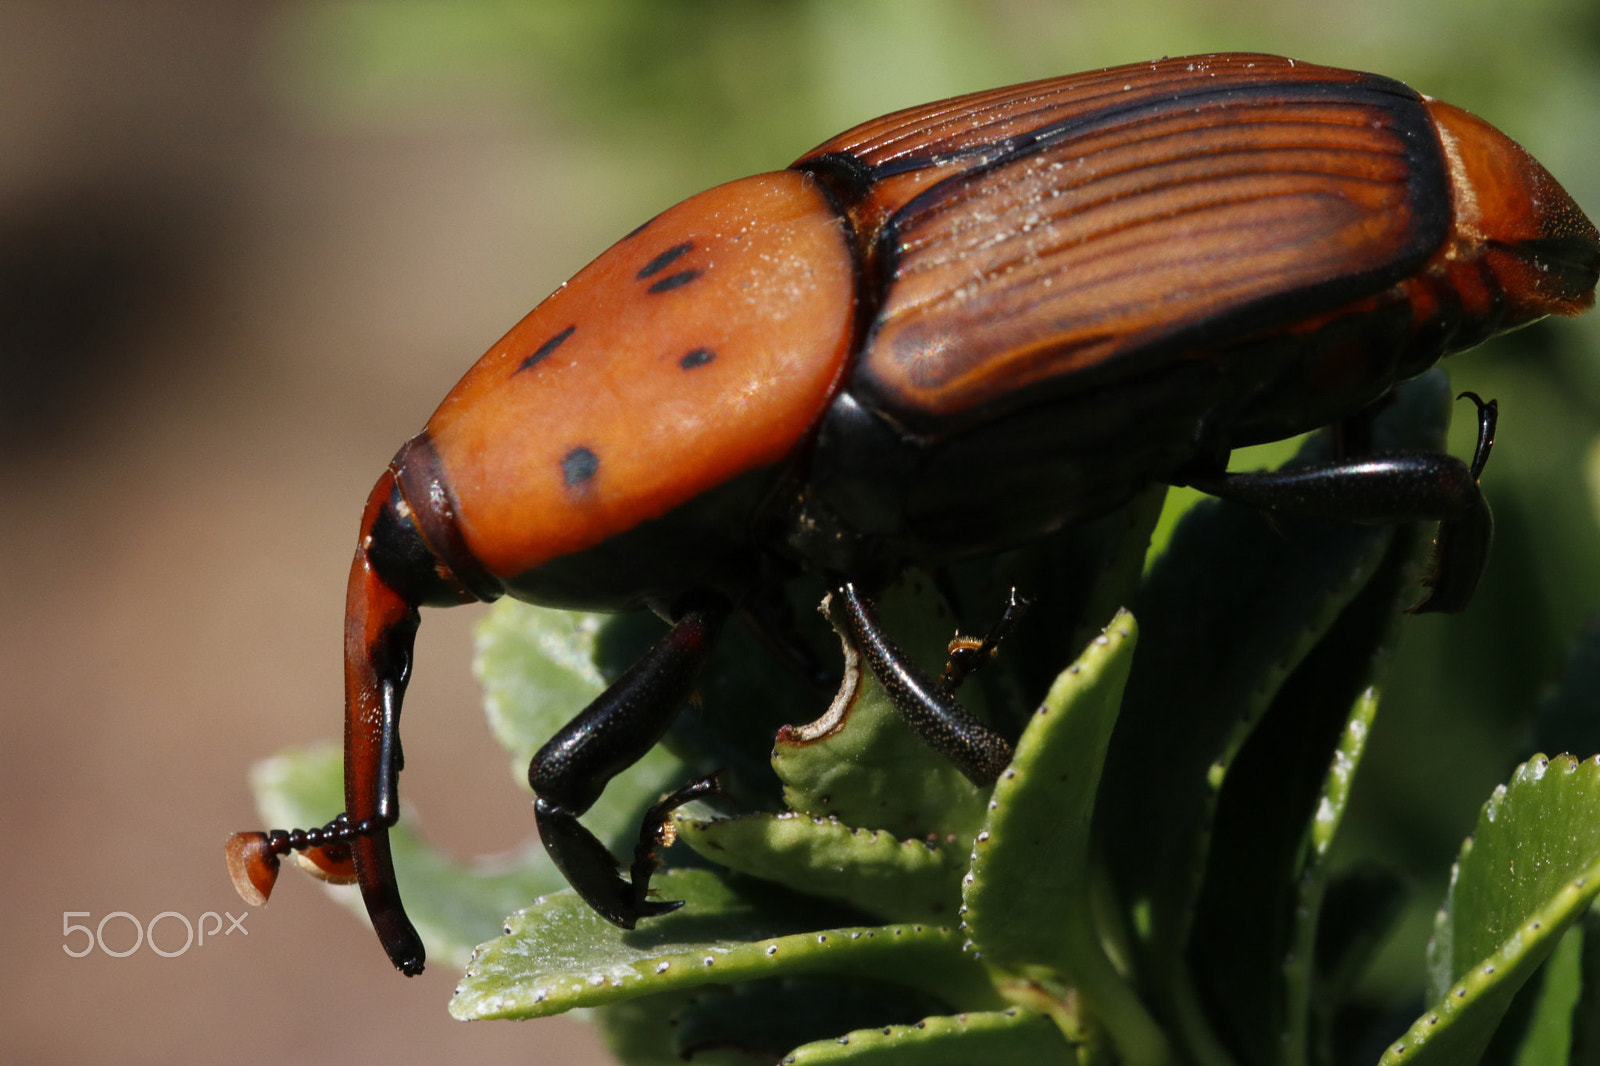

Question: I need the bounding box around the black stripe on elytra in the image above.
[876,77,1421,182]
[517,325,575,374]
[679,348,715,369]
[648,270,701,294]
[637,242,694,280]
[562,446,599,489]
[623,216,655,240]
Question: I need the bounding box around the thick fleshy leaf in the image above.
[1572,906,1600,1065]
[1505,925,1584,1066]
[249,744,562,967]
[1377,754,1600,1064]
[599,988,790,1066]
[773,573,992,845]
[600,978,951,1063]
[450,867,999,1020]
[1188,503,1419,1066]
[476,601,609,762]
[780,1008,1071,1064]
[963,611,1167,1065]
[1095,371,1451,1036]
[674,811,964,923]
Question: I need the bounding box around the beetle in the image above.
[227,53,1600,976]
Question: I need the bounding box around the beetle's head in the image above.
[361,433,506,611]
[1426,98,1600,329]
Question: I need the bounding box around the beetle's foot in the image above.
[1409,394,1497,614]
[535,784,717,929]
[629,774,724,910]
[938,587,1033,697]
[225,815,364,905]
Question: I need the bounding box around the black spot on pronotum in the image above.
[562,446,599,489]
[648,270,700,294]
[517,325,575,374]
[637,242,693,280]
[679,348,715,369]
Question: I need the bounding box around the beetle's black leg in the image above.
[830,582,1013,785]
[529,596,730,928]
[937,588,1032,698]
[1184,394,1497,614]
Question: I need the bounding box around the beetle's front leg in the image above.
[529,597,729,927]
[1186,393,1497,614]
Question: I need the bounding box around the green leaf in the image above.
[963,610,1166,1064]
[599,988,789,1066]
[1508,924,1584,1066]
[1097,370,1453,1060]
[674,811,965,923]
[773,573,991,845]
[1572,905,1600,1066]
[249,744,563,967]
[476,600,609,762]
[450,867,1000,1021]
[600,978,952,1064]
[780,1008,1072,1064]
[1378,754,1600,1065]
[1188,508,1419,1066]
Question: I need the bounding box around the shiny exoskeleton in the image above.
[227,54,1600,975]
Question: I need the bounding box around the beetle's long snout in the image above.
[225,439,505,976]
[1427,98,1600,325]
[336,468,432,974]
[338,442,506,974]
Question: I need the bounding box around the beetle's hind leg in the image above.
[829,582,1014,785]
[528,596,730,928]
[1184,393,1497,614]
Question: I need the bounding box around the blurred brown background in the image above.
[3,2,1597,1064]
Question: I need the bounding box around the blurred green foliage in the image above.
[265,0,1600,1035]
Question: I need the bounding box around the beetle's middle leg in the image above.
[1184,393,1497,614]
[528,595,729,928]
[829,582,1014,785]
